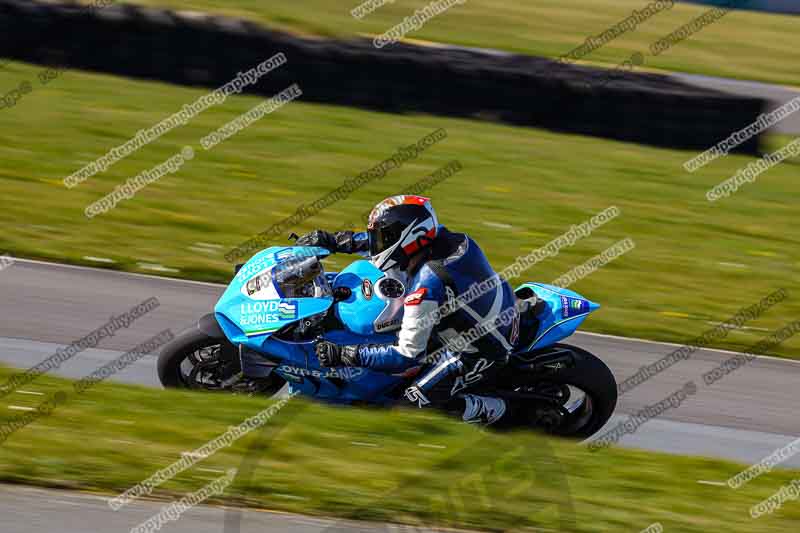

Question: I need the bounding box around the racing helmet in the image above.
[367,195,439,272]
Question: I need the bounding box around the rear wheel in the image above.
[157,327,284,395]
[505,344,617,439]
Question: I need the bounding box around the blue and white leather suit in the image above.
[351,226,519,422]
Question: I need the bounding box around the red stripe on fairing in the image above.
[402,227,437,255]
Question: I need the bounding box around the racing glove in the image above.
[296,230,338,251]
[296,230,364,254]
[295,229,369,254]
[316,340,360,367]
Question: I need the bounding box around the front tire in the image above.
[157,327,284,395]
[158,327,233,388]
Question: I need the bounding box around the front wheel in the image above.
[505,343,617,439]
[157,327,285,395]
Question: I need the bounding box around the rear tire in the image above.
[550,344,617,438]
[511,343,617,439]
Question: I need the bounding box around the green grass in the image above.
[0,61,798,358]
[79,0,800,87]
[0,366,798,532]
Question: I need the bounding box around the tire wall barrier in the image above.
[683,0,800,15]
[0,0,765,153]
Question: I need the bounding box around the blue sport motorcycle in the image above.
[158,246,617,437]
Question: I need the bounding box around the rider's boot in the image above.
[462,394,509,426]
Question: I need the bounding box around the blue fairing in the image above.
[254,333,402,404]
[333,260,388,335]
[214,246,333,351]
[213,248,598,405]
[518,283,600,350]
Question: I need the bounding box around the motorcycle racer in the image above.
[297,195,520,426]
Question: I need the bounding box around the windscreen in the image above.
[273,256,331,298]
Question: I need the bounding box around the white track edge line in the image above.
[11,258,800,365]
[575,331,800,365]
[12,258,225,288]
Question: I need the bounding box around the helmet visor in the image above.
[368,223,403,257]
